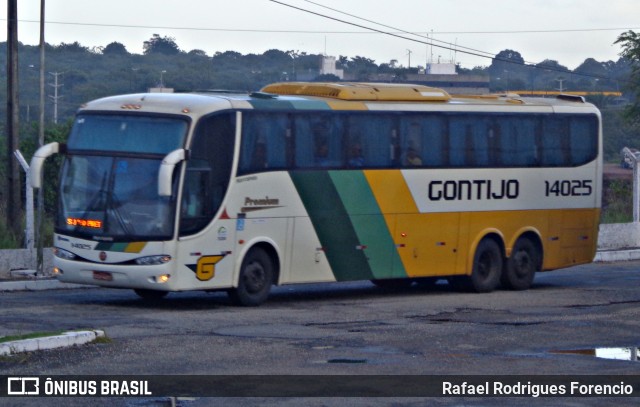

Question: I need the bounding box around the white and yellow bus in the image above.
[31,82,602,305]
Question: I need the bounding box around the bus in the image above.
[30,82,602,305]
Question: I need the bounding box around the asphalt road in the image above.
[1,260,640,406]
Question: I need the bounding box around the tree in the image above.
[143,34,180,56]
[489,50,529,91]
[575,58,608,77]
[348,56,378,80]
[615,31,640,122]
[103,42,129,56]
[54,41,90,54]
[187,49,208,58]
[315,73,341,82]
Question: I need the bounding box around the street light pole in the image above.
[160,70,166,89]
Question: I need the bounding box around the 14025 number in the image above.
[545,180,593,197]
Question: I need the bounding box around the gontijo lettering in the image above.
[428,179,519,201]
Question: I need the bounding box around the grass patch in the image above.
[601,179,633,224]
[0,329,108,344]
[0,331,66,343]
[92,334,112,344]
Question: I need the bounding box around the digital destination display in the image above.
[67,218,103,229]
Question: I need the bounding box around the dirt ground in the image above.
[604,163,633,180]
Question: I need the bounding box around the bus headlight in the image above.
[135,255,172,265]
[54,247,76,260]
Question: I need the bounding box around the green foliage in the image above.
[0,207,20,249]
[103,42,129,56]
[601,108,640,162]
[615,30,640,124]
[601,179,633,224]
[19,121,73,214]
[143,34,180,56]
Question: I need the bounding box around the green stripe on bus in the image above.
[290,171,374,281]
[248,99,331,111]
[248,100,295,110]
[329,171,407,280]
[94,242,131,252]
[288,100,331,110]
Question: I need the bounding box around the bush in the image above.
[601,179,633,223]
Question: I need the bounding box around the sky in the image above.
[2,0,640,70]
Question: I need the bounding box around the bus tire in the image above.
[228,247,273,306]
[454,238,502,293]
[134,289,168,300]
[502,237,539,290]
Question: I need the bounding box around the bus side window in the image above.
[295,114,344,168]
[239,113,288,174]
[347,115,396,168]
[570,116,598,165]
[541,116,570,166]
[400,115,446,168]
[499,117,538,167]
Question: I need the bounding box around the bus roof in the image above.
[261,82,452,102]
[78,82,598,117]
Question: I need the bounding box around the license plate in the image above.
[93,271,113,281]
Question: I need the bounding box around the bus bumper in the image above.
[53,257,177,291]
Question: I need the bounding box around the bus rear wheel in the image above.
[228,247,274,306]
[502,237,539,290]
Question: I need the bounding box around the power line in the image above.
[4,18,638,36]
[300,0,495,59]
[268,0,629,83]
[1,10,630,83]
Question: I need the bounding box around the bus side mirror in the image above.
[30,142,61,189]
[158,148,187,197]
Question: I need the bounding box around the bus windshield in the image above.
[58,114,189,240]
[59,156,176,240]
[67,114,188,154]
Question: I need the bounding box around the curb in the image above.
[0,330,105,356]
[0,279,94,292]
[593,249,640,263]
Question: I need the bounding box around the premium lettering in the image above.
[244,197,280,206]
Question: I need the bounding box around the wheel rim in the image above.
[243,261,267,294]
[513,250,533,278]
[478,251,495,280]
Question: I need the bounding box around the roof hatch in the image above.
[260,82,451,102]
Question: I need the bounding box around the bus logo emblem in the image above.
[195,255,225,281]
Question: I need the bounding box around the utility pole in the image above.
[36,0,46,275]
[406,49,412,69]
[6,0,22,237]
[48,72,63,124]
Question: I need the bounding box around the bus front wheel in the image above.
[502,237,539,290]
[228,247,274,306]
